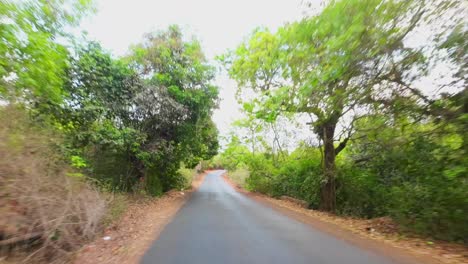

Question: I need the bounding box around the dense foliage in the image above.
[218,0,467,242]
[1,0,466,259]
[1,1,219,260]
[1,1,219,195]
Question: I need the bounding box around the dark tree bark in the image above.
[319,123,337,212]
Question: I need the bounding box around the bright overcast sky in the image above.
[79,0,318,139]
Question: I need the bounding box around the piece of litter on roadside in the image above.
[103,236,111,241]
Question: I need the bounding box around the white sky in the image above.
[79,0,317,140]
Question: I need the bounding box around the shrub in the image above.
[349,129,468,242]
[0,107,107,263]
[101,194,129,227]
[178,164,198,189]
[227,167,250,187]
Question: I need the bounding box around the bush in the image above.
[144,167,164,196]
[273,148,322,207]
[388,181,468,242]
[243,154,277,194]
[348,128,468,242]
[101,194,129,227]
[216,130,468,243]
[335,166,389,217]
[178,164,198,189]
[0,107,107,263]
[227,167,250,187]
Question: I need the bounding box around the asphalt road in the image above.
[141,170,400,264]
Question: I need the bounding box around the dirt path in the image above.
[72,172,207,264]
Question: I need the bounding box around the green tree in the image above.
[60,32,220,194]
[128,25,219,192]
[222,0,463,211]
[0,0,94,103]
[232,116,265,155]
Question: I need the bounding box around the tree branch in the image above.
[335,137,349,155]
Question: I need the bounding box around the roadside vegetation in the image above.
[1,0,466,262]
[0,0,218,262]
[216,0,467,243]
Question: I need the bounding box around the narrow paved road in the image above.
[141,170,400,264]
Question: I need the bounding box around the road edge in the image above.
[73,171,208,264]
[134,171,209,263]
[221,172,442,264]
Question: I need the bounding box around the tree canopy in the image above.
[221,0,466,211]
[1,1,220,195]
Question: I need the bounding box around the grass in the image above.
[101,193,129,227]
[227,168,249,187]
[178,166,199,189]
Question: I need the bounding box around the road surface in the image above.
[141,170,401,264]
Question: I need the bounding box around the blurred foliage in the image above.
[221,0,466,212]
[217,0,467,242]
[178,164,199,190]
[1,0,466,251]
[226,167,250,188]
[101,193,129,228]
[0,0,94,103]
[216,112,467,242]
[0,1,218,198]
[0,105,107,262]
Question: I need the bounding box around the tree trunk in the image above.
[319,124,336,212]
